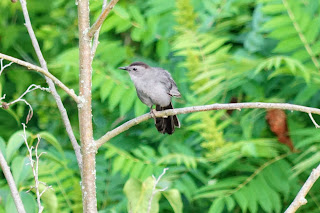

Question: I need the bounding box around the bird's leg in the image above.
[150,106,157,119]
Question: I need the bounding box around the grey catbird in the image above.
[119,62,181,134]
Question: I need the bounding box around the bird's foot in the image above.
[150,108,157,119]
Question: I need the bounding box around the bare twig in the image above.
[91,0,108,58]
[285,163,320,213]
[87,0,120,38]
[22,124,52,213]
[0,53,81,104]
[0,94,6,101]
[308,113,320,128]
[18,0,82,170]
[0,149,26,213]
[147,168,169,213]
[6,84,49,107]
[96,102,320,148]
[0,84,48,123]
[0,58,13,75]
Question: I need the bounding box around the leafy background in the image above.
[1,0,320,212]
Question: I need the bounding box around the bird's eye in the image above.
[133,68,137,71]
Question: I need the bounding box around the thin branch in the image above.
[147,168,169,213]
[0,149,26,213]
[96,102,320,148]
[7,84,49,106]
[0,58,13,75]
[282,0,320,71]
[18,0,82,170]
[0,53,81,104]
[87,0,120,38]
[22,124,52,213]
[285,163,320,213]
[0,94,5,101]
[91,0,108,58]
[2,84,49,123]
[308,113,320,128]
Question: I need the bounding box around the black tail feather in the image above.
[155,103,180,134]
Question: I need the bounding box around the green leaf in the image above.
[130,161,145,179]
[252,176,272,212]
[233,189,248,212]
[263,164,286,193]
[208,156,238,177]
[112,155,126,175]
[273,37,302,53]
[108,84,126,111]
[129,5,146,27]
[120,88,136,116]
[156,39,170,60]
[39,131,64,155]
[224,196,235,211]
[124,177,161,213]
[193,190,230,200]
[100,78,115,102]
[163,189,183,213]
[208,197,224,213]
[246,183,258,213]
[11,156,31,185]
[35,184,58,213]
[6,130,31,164]
[134,99,148,117]
[6,192,36,213]
[261,4,286,14]
[0,109,19,140]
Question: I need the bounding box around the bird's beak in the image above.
[118,66,128,71]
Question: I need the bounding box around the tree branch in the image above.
[147,168,169,213]
[0,58,13,75]
[285,163,320,213]
[18,0,82,170]
[22,124,52,213]
[87,0,120,38]
[77,0,97,211]
[0,53,81,104]
[96,102,320,148]
[0,149,26,213]
[0,84,49,123]
[91,0,108,58]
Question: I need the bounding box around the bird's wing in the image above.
[156,68,181,98]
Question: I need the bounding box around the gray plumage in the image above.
[119,62,181,134]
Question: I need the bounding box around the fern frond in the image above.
[261,0,320,70]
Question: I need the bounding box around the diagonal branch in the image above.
[0,53,81,104]
[95,102,320,148]
[285,163,320,213]
[91,0,108,58]
[87,0,120,38]
[19,0,82,170]
[0,149,26,213]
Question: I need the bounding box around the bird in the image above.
[119,61,181,134]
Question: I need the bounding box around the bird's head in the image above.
[118,62,150,74]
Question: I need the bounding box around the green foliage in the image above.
[124,176,183,213]
[2,0,320,212]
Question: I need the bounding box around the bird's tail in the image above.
[155,103,180,134]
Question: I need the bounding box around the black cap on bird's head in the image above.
[118,61,150,71]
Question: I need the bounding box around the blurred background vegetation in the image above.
[1,0,320,212]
